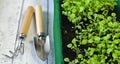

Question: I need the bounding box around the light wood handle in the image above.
[35,5,44,35]
[20,6,34,35]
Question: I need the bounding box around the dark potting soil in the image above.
[60,1,77,63]
[61,14,76,61]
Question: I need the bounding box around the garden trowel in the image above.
[34,5,50,61]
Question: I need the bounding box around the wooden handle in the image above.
[20,6,34,35]
[35,5,44,35]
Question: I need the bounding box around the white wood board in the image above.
[0,0,54,64]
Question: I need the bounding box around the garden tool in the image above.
[3,5,34,64]
[4,2,50,63]
[34,5,50,61]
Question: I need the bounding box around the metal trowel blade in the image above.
[44,35,50,54]
[34,36,50,61]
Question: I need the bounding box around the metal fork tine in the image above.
[2,0,25,64]
[20,43,24,54]
[9,51,14,54]
[2,54,13,59]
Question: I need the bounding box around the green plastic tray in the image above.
[53,0,120,64]
[53,0,64,64]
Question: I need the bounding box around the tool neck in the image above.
[38,33,46,40]
[19,33,26,39]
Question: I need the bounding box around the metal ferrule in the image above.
[19,33,26,39]
[38,32,46,40]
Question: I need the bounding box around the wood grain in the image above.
[20,6,34,35]
[35,5,44,35]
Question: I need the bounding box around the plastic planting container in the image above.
[53,0,120,64]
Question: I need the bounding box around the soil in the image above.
[61,14,76,60]
[60,1,76,63]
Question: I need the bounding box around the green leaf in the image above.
[112,22,118,28]
[71,38,78,48]
[113,33,120,39]
[79,6,84,12]
[98,43,105,49]
[113,39,120,44]
[75,30,79,34]
[108,22,113,27]
[88,34,92,38]
[111,13,116,17]
[62,11,67,15]
[108,22,118,28]
[63,2,69,6]
[70,14,75,20]
[81,39,87,45]
[94,36,100,43]
[93,14,98,19]
[89,48,95,56]
[76,25,82,29]
[69,62,75,64]
[83,18,87,21]
[98,15,104,19]
[78,54,83,58]
[102,49,106,54]
[117,47,120,50]
[98,26,104,33]
[99,20,106,25]
[72,8,77,13]
[103,34,111,40]
[67,44,72,48]
[112,52,118,59]
[114,50,120,55]
[87,55,100,64]
[100,59,105,63]
[88,15,92,19]
[107,16,112,21]
[88,39,93,43]
[64,58,70,62]
[88,12,93,16]
[72,38,77,44]
[115,29,120,32]
[74,59,79,63]
[107,48,113,54]
[85,0,90,5]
